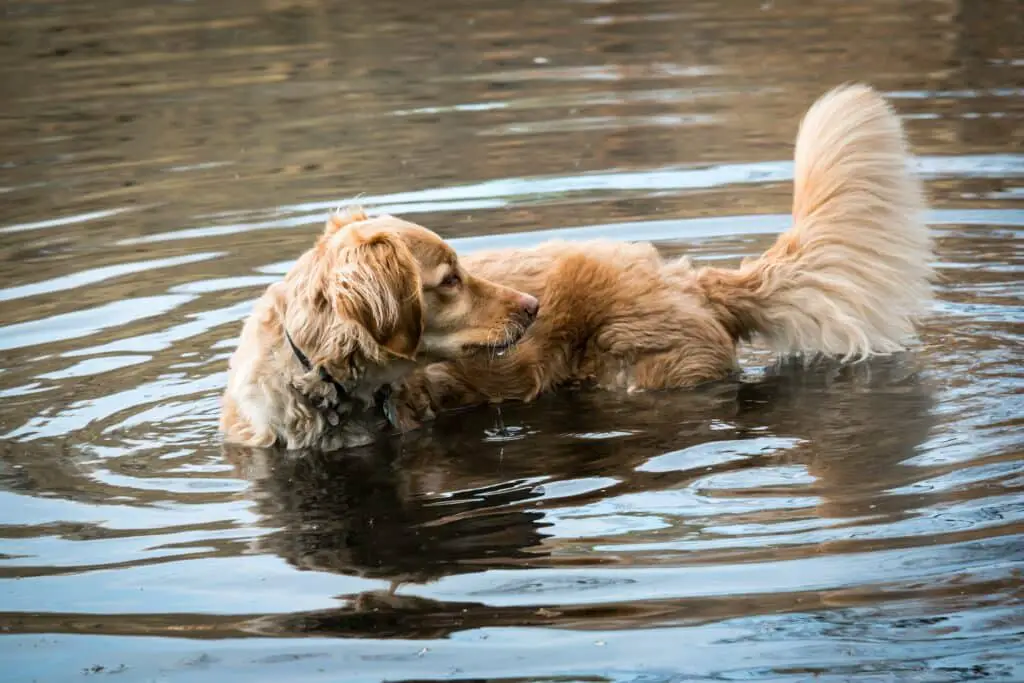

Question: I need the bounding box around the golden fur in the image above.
[392,84,933,422]
[220,210,538,451]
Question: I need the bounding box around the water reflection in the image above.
[233,440,549,585]
[203,359,972,642]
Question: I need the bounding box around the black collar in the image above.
[285,329,348,401]
[284,329,395,427]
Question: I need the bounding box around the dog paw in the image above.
[388,377,436,432]
[291,371,341,409]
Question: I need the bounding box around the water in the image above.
[1,0,1021,680]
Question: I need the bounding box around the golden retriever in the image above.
[392,84,933,423]
[220,210,539,451]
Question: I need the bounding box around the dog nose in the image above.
[520,293,540,320]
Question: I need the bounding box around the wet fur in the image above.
[394,84,933,420]
[221,209,537,451]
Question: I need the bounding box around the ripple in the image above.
[637,437,803,473]
[0,295,195,351]
[114,155,1022,247]
[0,208,135,235]
[412,538,1023,607]
[0,252,222,303]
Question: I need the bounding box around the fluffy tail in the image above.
[697,84,933,360]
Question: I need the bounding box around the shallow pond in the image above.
[1,0,1021,681]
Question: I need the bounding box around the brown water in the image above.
[1,0,1022,681]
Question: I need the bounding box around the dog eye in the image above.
[440,272,461,288]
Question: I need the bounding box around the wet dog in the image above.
[220,209,538,451]
[392,84,933,422]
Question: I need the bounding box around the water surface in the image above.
[1,0,1022,681]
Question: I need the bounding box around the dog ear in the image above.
[331,227,424,360]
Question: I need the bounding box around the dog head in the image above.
[284,209,538,369]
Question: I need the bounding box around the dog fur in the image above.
[220,210,538,451]
[392,84,933,422]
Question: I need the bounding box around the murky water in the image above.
[2,0,1022,680]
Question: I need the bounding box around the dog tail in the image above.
[696,84,933,360]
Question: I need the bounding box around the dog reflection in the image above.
[226,355,935,638]
[231,356,936,579]
[229,440,548,588]
[735,356,937,520]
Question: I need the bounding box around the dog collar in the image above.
[284,329,397,429]
[284,329,349,401]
